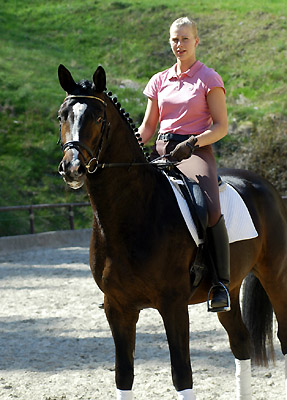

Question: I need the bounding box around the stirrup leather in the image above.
[207,281,231,313]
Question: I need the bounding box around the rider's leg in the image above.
[177,145,230,312]
[207,214,230,311]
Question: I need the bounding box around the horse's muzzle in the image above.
[58,158,86,189]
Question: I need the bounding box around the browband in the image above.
[65,95,107,106]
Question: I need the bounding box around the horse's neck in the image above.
[87,159,155,206]
[105,108,146,165]
[86,113,156,226]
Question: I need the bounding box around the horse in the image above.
[57,64,287,400]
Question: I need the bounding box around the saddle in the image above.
[163,167,258,305]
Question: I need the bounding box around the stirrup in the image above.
[207,281,231,313]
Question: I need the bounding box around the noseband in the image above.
[59,95,110,172]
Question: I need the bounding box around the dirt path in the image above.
[0,245,285,399]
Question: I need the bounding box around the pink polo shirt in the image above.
[143,61,225,135]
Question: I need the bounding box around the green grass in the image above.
[0,0,287,235]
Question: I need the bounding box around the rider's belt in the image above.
[158,133,191,142]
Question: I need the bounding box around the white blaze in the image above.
[71,102,87,142]
[67,102,88,163]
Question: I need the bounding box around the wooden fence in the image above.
[0,202,90,234]
[0,197,286,236]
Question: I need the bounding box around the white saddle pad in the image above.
[165,173,258,247]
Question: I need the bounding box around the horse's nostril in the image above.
[58,158,85,179]
[78,164,86,175]
[58,161,65,175]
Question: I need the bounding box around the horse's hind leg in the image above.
[217,287,252,400]
[256,264,287,398]
[104,298,139,399]
[159,301,196,400]
[275,306,287,400]
[259,274,287,356]
[260,281,287,399]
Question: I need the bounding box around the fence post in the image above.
[68,205,74,230]
[29,206,35,234]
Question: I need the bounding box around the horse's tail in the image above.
[242,272,275,366]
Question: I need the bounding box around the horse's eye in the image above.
[97,117,103,123]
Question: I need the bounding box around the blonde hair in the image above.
[170,17,198,38]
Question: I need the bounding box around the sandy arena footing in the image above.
[0,231,285,399]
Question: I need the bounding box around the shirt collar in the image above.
[167,61,203,80]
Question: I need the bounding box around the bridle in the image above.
[59,95,111,173]
[59,94,177,174]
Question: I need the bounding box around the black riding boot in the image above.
[207,215,231,312]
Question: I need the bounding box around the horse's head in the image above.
[57,64,108,189]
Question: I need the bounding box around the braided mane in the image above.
[106,90,151,162]
[75,80,150,162]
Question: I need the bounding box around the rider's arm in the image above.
[195,88,228,148]
[138,98,159,144]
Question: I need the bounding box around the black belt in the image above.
[158,133,191,142]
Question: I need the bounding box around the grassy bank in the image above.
[0,0,286,235]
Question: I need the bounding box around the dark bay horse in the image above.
[57,64,287,399]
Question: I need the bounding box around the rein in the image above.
[85,155,176,173]
[59,94,177,173]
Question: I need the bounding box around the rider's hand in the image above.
[170,136,198,162]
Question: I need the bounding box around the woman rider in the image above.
[138,16,230,313]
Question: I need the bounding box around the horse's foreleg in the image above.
[177,389,196,400]
[104,299,139,399]
[116,389,133,400]
[159,302,196,399]
[218,290,252,400]
[235,359,252,400]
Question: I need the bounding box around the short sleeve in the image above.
[205,69,225,95]
[143,72,162,100]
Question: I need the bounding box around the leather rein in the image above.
[59,94,175,173]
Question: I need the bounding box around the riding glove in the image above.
[170,135,198,162]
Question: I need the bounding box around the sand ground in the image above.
[0,244,285,400]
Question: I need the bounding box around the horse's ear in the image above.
[93,66,106,93]
[58,64,77,93]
